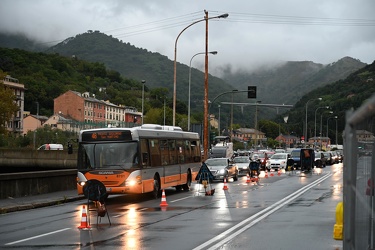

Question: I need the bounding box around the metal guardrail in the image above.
[343,93,375,249]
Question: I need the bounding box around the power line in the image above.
[37,10,375,45]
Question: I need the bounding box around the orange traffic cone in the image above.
[223,178,229,190]
[278,169,281,176]
[246,173,251,183]
[160,189,168,207]
[78,205,91,229]
[265,170,269,178]
[254,172,259,182]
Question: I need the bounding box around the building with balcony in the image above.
[54,90,141,129]
[1,75,25,135]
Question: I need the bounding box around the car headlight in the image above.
[219,169,225,174]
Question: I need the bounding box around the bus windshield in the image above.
[79,141,138,170]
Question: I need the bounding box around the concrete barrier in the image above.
[0,169,77,199]
[0,149,77,170]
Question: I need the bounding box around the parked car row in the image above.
[204,148,343,182]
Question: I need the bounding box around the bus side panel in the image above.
[163,164,182,184]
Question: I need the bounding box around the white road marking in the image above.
[193,172,333,250]
[5,228,71,245]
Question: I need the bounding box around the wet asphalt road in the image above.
[0,164,343,249]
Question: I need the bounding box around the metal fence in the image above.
[343,93,375,250]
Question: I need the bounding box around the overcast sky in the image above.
[1,0,375,75]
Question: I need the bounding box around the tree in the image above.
[0,73,19,134]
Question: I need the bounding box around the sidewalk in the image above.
[0,189,84,213]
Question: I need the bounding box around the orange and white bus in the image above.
[76,124,202,198]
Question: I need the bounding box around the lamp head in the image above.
[318,98,322,101]
[219,13,229,18]
[210,51,218,55]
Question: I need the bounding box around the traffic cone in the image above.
[246,173,251,183]
[254,172,259,182]
[277,169,281,176]
[270,169,274,177]
[78,205,91,229]
[265,170,269,178]
[223,178,229,190]
[160,189,168,207]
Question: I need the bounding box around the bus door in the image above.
[160,139,181,184]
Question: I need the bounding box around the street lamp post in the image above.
[305,97,322,147]
[314,106,329,148]
[218,104,221,136]
[326,116,337,146]
[320,110,333,148]
[335,118,338,146]
[255,101,261,147]
[188,51,217,131]
[230,89,238,137]
[207,89,250,157]
[141,80,145,125]
[173,11,228,127]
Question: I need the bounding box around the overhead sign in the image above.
[248,86,257,98]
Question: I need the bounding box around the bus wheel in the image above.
[182,172,192,191]
[152,176,161,199]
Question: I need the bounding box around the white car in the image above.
[234,156,251,176]
[266,153,290,171]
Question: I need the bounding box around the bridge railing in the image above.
[343,93,375,249]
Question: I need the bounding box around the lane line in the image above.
[5,228,71,246]
[193,172,333,250]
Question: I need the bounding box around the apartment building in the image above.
[54,90,141,128]
[1,75,25,135]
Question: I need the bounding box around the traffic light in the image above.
[248,86,257,98]
[210,131,216,144]
[68,142,73,154]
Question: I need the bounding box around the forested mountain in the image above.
[0,47,145,118]
[0,31,372,134]
[45,31,237,116]
[221,57,366,106]
[276,61,375,143]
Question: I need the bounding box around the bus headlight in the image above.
[125,175,142,186]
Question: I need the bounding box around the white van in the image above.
[37,144,64,150]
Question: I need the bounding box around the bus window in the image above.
[140,139,150,167]
[160,139,169,165]
[168,140,177,164]
[184,140,192,163]
[177,140,185,163]
[149,139,161,167]
[191,140,201,162]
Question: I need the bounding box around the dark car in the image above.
[204,158,239,182]
[314,151,327,168]
[290,149,302,169]
[323,152,334,165]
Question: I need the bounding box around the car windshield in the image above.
[271,154,286,159]
[256,153,266,158]
[235,157,250,163]
[205,158,228,166]
[291,151,300,157]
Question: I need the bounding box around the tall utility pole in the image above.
[203,10,209,160]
